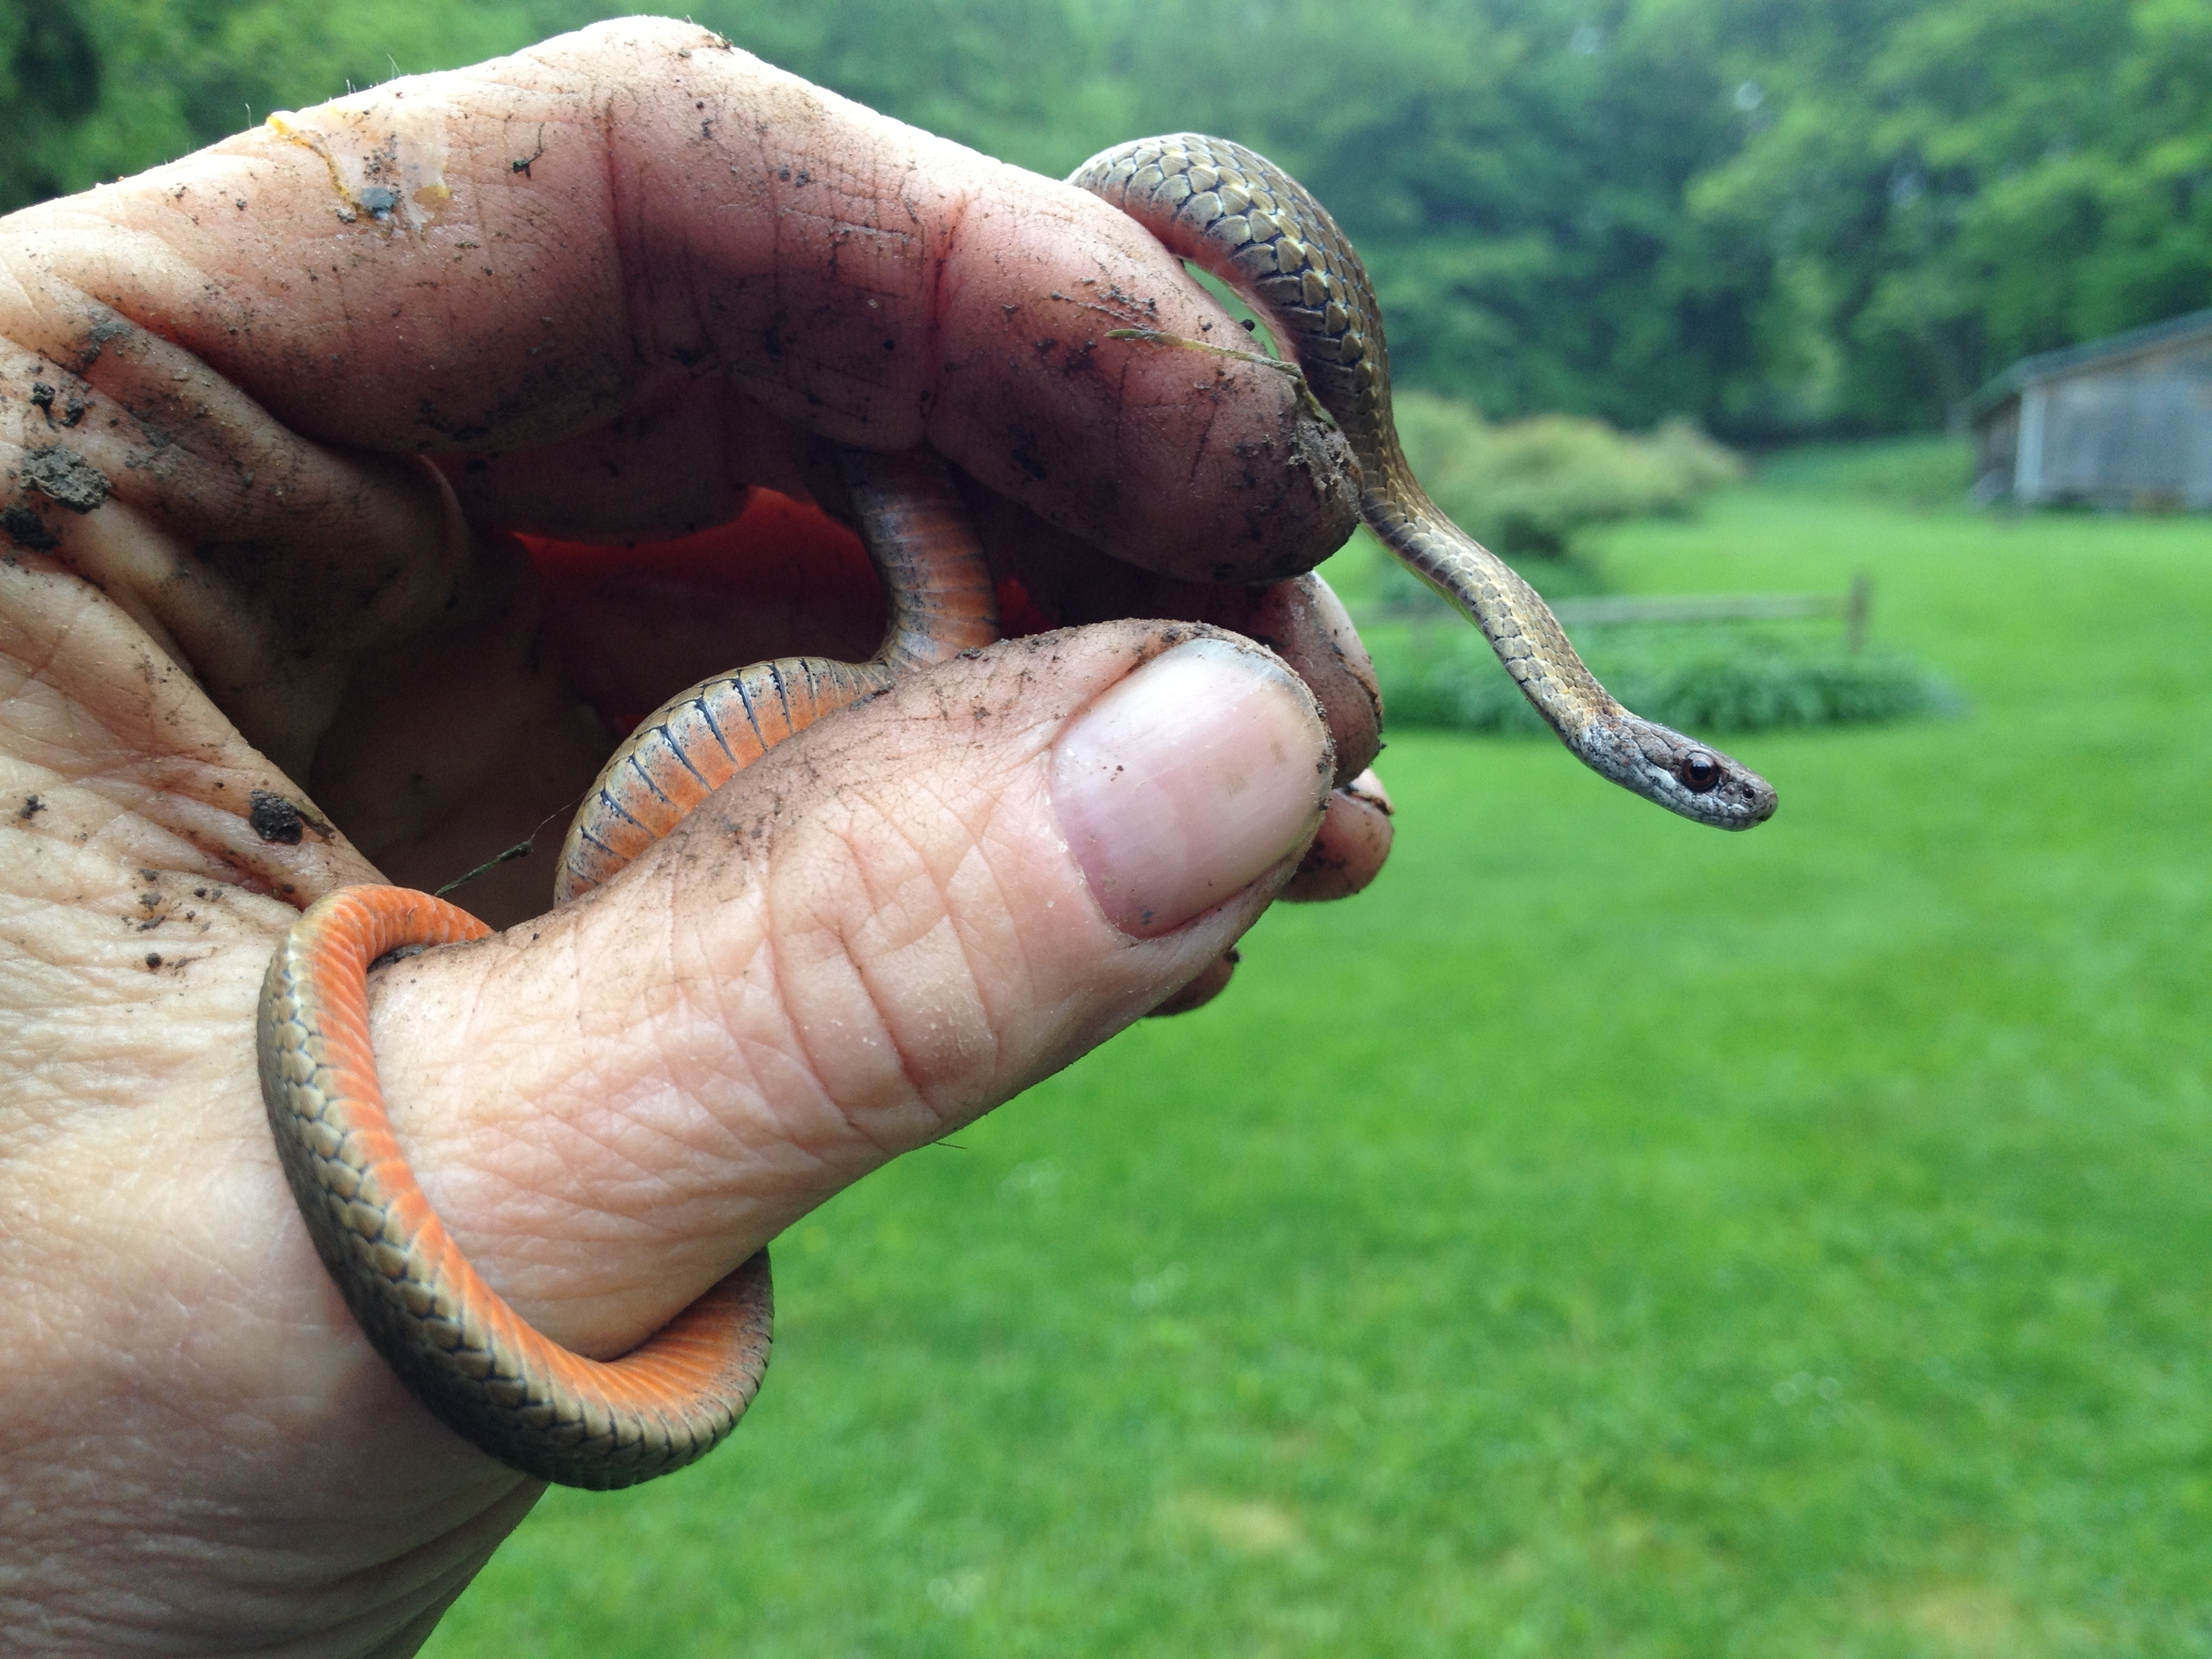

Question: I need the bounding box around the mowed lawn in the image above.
[428,459,2212,1658]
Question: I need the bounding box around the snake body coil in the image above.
[259,890,774,1488]
[258,451,993,1490]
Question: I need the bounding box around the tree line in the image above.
[4,0,2203,437]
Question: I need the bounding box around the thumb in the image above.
[361,622,1332,1357]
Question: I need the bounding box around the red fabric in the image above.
[523,489,884,734]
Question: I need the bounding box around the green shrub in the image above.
[1753,436,1977,510]
[1368,621,1960,737]
[1389,392,1746,560]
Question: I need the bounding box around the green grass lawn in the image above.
[427,452,2212,1657]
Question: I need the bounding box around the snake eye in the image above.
[1681,750,1721,793]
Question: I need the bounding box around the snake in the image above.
[1071,136,1776,829]
[259,449,996,1489]
[258,134,1777,1492]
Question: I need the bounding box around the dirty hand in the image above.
[0,18,1390,1655]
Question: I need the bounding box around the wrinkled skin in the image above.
[0,20,1395,1657]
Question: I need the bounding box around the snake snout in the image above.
[1686,757,1778,829]
[1581,714,1778,830]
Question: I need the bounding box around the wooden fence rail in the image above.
[1354,573,1873,653]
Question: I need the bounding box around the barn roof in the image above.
[1961,307,2212,424]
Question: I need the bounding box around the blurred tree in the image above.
[1136,0,1774,430]
[1694,0,2212,430]
[4,0,2207,436]
[0,0,104,210]
[0,0,537,210]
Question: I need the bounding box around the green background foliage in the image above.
[3,0,2205,436]
[1392,390,1746,558]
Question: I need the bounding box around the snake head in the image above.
[1578,714,1778,830]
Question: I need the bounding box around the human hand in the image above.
[0,19,1387,1653]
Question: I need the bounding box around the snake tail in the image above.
[262,445,1000,1487]
[1070,134,1776,831]
[258,886,774,1489]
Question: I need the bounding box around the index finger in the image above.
[3,18,1359,581]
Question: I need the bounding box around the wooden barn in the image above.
[1961,308,2212,509]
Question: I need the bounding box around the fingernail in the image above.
[1051,638,1330,938]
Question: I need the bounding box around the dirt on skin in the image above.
[18,445,112,514]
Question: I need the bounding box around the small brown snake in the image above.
[259,134,1775,1490]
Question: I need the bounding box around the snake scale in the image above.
[258,134,1776,1490]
